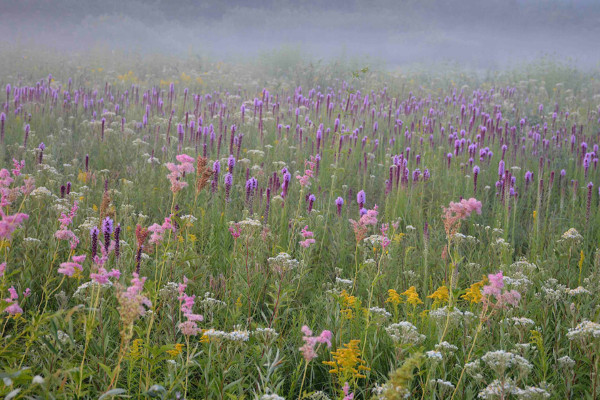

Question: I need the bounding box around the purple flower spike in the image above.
[357,190,366,209]
[335,196,344,216]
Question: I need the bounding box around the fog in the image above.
[1,0,600,69]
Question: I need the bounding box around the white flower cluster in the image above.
[200,292,227,309]
[567,320,600,342]
[504,317,535,328]
[203,328,250,342]
[253,327,279,341]
[430,378,455,390]
[260,394,284,400]
[539,278,566,303]
[560,228,583,242]
[435,341,458,355]
[369,307,391,319]
[481,350,533,376]
[429,306,476,327]
[335,277,353,287]
[386,321,425,346]
[267,252,299,274]
[566,286,590,296]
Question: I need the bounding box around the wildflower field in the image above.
[1,50,600,399]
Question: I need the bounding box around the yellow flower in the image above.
[129,339,144,360]
[92,204,98,212]
[0,240,10,249]
[323,340,370,380]
[188,234,197,243]
[386,289,402,306]
[166,343,184,358]
[200,330,210,343]
[393,233,405,244]
[461,278,487,304]
[235,296,242,309]
[427,286,449,306]
[339,290,360,320]
[533,210,537,220]
[178,235,184,243]
[77,169,87,183]
[402,286,423,306]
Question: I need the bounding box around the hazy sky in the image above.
[1,0,599,69]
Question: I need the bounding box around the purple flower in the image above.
[335,196,344,216]
[357,190,366,209]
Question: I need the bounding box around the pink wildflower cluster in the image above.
[3,286,23,315]
[0,209,29,241]
[442,197,482,238]
[148,216,176,245]
[177,276,203,336]
[116,273,152,325]
[166,154,195,193]
[482,271,521,308]
[228,223,241,239]
[0,160,34,208]
[343,382,354,400]
[58,254,86,277]
[349,205,378,242]
[54,201,79,249]
[299,325,332,361]
[90,265,121,284]
[443,197,482,221]
[380,223,391,249]
[296,156,317,188]
[299,225,316,248]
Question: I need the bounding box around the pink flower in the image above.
[23,288,31,297]
[58,262,82,277]
[0,210,29,240]
[229,224,241,239]
[148,223,165,244]
[4,302,23,315]
[299,325,332,361]
[299,238,315,248]
[175,154,195,164]
[166,155,195,193]
[0,262,5,278]
[482,270,521,308]
[72,255,86,263]
[301,225,314,238]
[178,320,200,336]
[3,286,23,315]
[343,382,354,400]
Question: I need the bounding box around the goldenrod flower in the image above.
[129,339,144,360]
[386,289,402,306]
[427,286,449,306]
[166,343,184,358]
[323,340,370,380]
[462,280,485,304]
[402,286,423,306]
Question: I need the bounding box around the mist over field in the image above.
[2,0,600,68]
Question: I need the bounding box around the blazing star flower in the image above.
[335,196,344,216]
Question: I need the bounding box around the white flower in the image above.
[32,375,44,384]
[386,322,425,346]
[426,350,443,360]
[567,320,600,342]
